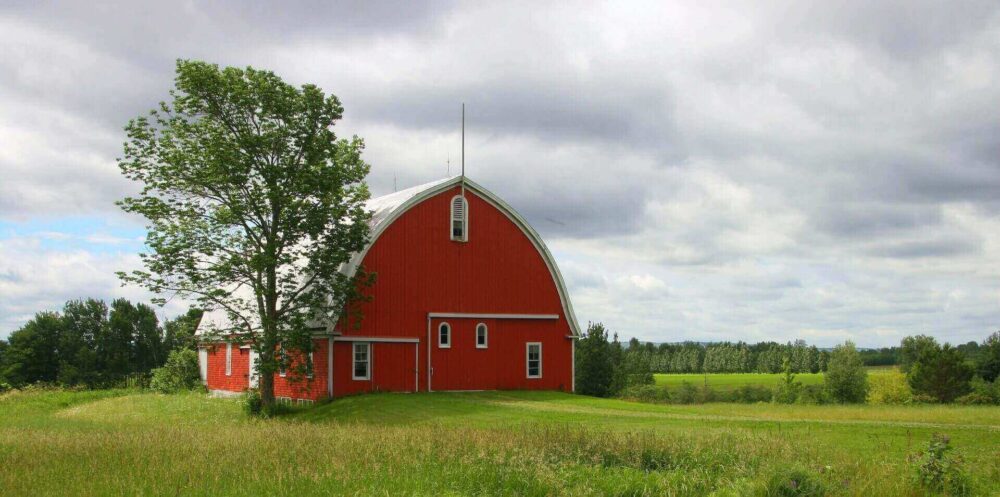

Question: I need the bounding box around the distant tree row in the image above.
[575,324,1000,405]
[0,298,202,388]
[622,339,830,374]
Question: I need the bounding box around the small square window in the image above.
[526,343,542,378]
[353,343,370,380]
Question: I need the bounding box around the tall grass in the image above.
[1,389,997,496]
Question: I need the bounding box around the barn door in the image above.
[248,350,259,389]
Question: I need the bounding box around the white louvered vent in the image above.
[451,195,468,241]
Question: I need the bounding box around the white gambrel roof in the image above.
[199,176,581,337]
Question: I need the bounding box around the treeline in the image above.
[0,298,202,388]
[575,323,1000,405]
[628,339,829,374]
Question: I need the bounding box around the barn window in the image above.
[450,195,468,241]
[353,343,370,380]
[526,342,542,378]
[438,322,451,348]
[476,323,488,348]
[308,351,314,379]
[225,343,232,376]
[278,345,286,377]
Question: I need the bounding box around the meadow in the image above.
[1,388,998,496]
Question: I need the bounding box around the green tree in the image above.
[1,312,63,386]
[908,343,974,403]
[59,299,107,385]
[117,60,372,412]
[773,356,802,403]
[104,299,139,380]
[574,323,614,397]
[900,335,938,374]
[162,308,204,353]
[978,331,1000,383]
[824,341,868,403]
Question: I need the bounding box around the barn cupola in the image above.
[450,194,468,241]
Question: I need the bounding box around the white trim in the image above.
[336,177,581,337]
[327,337,334,397]
[450,194,469,242]
[526,342,542,379]
[438,322,451,348]
[571,338,575,393]
[334,336,420,343]
[352,342,371,381]
[476,323,488,349]
[225,343,232,376]
[307,351,314,379]
[428,312,559,320]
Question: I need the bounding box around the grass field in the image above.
[653,368,892,391]
[1,389,998,496]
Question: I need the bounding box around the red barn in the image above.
[198,176,580,401]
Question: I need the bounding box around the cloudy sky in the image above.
[2,1,999,346]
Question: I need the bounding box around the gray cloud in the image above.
[2,1,1000,344]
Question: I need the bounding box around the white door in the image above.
[249,350,259,389]
[198,348,208,383]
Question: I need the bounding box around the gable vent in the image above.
[451,195,468,241]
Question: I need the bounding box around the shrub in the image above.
[773,358,802,404]
[149,349,201,393]
[867,369,913,404]
[910,434,971,496]
[675,381,699,404]
[243,388,264,417]
[0,381,11,394]
[730,385,773,403]
[825,341,868,403]
[618,384,671,403]
[763,465,827,497]
[954,377,1000,405]
[796,385,829,405]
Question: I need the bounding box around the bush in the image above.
[730,385,773,403]
[910,434,971,496]
[954,377,1000,405]
[867,369,913,404]
[763,466,827,497]
[825,341,868,403]
[618,384,671,403]
[675,381,699,404]
[796,385,829,405]
[243,388,264,417]
[149,349,201,393]
[0,381,11,394]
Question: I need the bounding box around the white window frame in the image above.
[225,343,232,376]
[476,323,488,349]
[526,342,542,379]
[450,195,468,242]
[278,345,286,377]
[307,351,314,379]
[438,322,451,348]
[352,342,371,381]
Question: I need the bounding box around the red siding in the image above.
[340,185,574,394]
[333,341,419,396]
[205,343,249,393]
[204,184,576,400]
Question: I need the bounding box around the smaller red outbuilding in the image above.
[198,176,580,401]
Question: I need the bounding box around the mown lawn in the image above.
[1,389,998,496]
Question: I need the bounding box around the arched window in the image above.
[450,195,468,241]
[438,322,451,348]
[476,323,488,348]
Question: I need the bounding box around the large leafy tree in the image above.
[118,60,372,411]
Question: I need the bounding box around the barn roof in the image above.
[198,176,581,337]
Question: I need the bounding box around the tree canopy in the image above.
[117,60,373,411]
